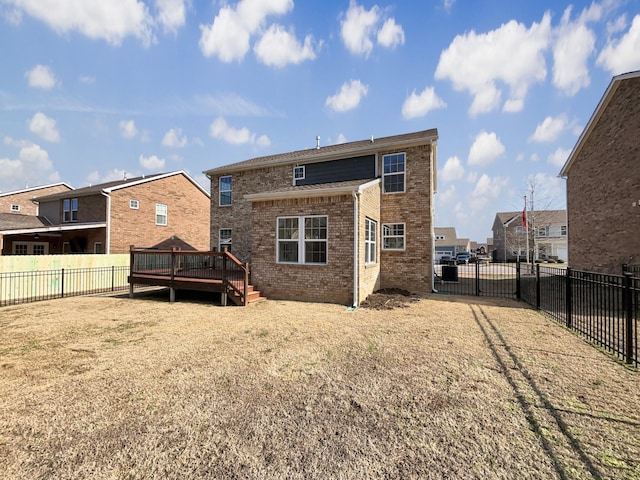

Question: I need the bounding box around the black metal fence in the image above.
[0,266,130,307]
[434,261,518,298]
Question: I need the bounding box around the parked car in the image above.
[456,252,471,264]
[440,255,453,265]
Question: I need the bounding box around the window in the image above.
[94,242,104,254]
[293,166,305,182]
[155,203,167,226]
[63,198,78,222]
[435,234,445,241]
[514,226,524,233]
[277,216,327,265]
[33,244,45,255]
[536,226,548,237]
[383,223,405,250]
[10,204,20,212]
[63,242,71,254]
[130,199,139,209]
[561,225,567,236]
[14,244,28,255]
[12,242,48,255]
[219,228,232,251]
[365,218,377,263]
[219,176,232,206]
[382,153,405,193]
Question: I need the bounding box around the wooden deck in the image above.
[128,248,265,305]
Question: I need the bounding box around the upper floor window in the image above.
[536,226,548,237]
[277,216,327,265]
[10,204,20,212]
[365,218,377,264]
[435,234,445,241]
[155,203,167,226]
[383,223,405,250]
[130,199,139,209]
[63,198,78,222]
[293,166,305,182]
[561,225,567,236]
[382,153,406,193]
[219,176,232,206]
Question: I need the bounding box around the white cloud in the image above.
[161,128,187,147]
[469,174,509,211]
[435,13,551,116]
[437,184,456,204]
[254,24,318,67]
[377,18,405,49]
[547,147,571,167]
[79,75,96,84]
[119,120,138,139]
[443,0,455,12]
[325,79,368,112]
[468,131,505,166]
[529,114,568,143]
[155,0,186,35]
[0,141,59,191]
[439,156,464,182]
[552,6,597,96]
[597,14,640,75]
[29,112,60,143]
[340,1,404,57]
[516,153,525,162]
[139,154,166,170]
[199,0,293,62]
[209,116,269,147]
[85,169,132,185]
[401,86,446,119]
[25,64,57,89]
[336,133,347,144]
[607,14,627,35]
[6,0,156,46]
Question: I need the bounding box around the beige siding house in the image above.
[560,70,640,273]
[204,129,438,306]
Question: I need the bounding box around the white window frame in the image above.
[10,204,20,212]
[382,223,406,251]
[293,165,305,184]
[536,226,548,237]
[365,218,377,264]
[219,176,232,206]
[63,198,78,222]
[12,241,49,255]
[276,215,328,265]
[382,152,406,194]
[219,228,232,251]
[130,199,139,210]
[155,203,168,226]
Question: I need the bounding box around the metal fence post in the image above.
[475,260,480,296]
[535,263,540,310]
[566,267,572,329]
[624,273,634,365]
[516,259,521,300]
[111,265,115,292]
[61,268,65,298]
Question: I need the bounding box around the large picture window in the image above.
[219,176,232,206]
[365,218,377,264]
[382,153,405,193]
[382,223,405,250]
[63,198,78,222]
[277,216,327,265]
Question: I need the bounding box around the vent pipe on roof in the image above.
[371,135,374,143]
[316,136,320,149]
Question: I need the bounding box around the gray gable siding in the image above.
[295,155,375,186]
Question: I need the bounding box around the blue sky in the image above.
[1,0,639,243]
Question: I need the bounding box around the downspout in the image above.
[102,191,111,254]
[352,191,360,308]
[431,140,438,292]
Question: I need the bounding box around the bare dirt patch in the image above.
[0,293,638,479]
[360,288,421,310]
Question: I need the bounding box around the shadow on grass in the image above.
[100,287,223,306]
[471,304,604,480]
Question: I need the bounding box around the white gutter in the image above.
[102,191,111,254]
[352,191,360,308]
[0,222,107,236]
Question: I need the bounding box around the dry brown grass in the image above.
[0,290,638,479]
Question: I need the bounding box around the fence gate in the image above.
[434,261,520,298]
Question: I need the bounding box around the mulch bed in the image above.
[360,288,421,310]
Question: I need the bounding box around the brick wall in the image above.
[0,185,71,216]
[567,78,640,273]
[380,144,433,293]
[110,174,210,253]
[357,182,381,303]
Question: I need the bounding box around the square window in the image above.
[130,199,139,209]
[155,203,167,226]
[382,153,406,193]
[294,166,305,181]
[10,204,20,212]
[383,223,405,250]
[219,176,232,206]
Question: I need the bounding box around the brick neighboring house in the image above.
[560,70,640,273]
[491,210,567,262]
[204,129,438,306]
[0,171,210,255]
[0,183,72,216]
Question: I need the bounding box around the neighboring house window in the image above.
[33,244,45,255]
[277,216,327,265]
[383,223,405,250]
[12,242,48,255]
[219,228,232,251]
[365,218,377,264]
[536,226,548,237]
[293,166,305,182]
[514,226,524,233]
[382,153,405,193]
[219,176,232,206]
[155,203,168,226]
[10,204,20,212]
[14,244,28,255]
[561,225,567,236]
[130,199,139,209]
[63,198,78,222]
[435,234,445,241]
[94,242,103,254]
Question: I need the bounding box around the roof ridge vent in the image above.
[316,136,320,149]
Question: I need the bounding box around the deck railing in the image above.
[129,247,250,305]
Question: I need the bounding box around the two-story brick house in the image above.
[560,70,640,273]
[204,129,438,306]
[0,171,210,255]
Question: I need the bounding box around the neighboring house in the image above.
[434,227,458,261]
[0,183,72,216]
[491,210,567,262]
[560,70,640,273]
[0,171,210,255]
[204,129,438,305]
